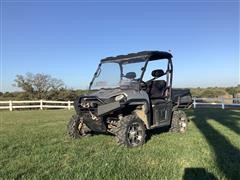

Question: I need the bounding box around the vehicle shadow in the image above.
[194,108,240,135]
[186,109,240,179]
[183,168,217,180]
[146,127,169,141]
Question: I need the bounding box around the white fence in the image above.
[0,98,240,111]
[193,97,240,109]
[0,100,74,111]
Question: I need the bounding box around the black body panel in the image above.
[98,101,122,116]
[151,100,172,127]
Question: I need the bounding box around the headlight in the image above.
[115,94,125,101]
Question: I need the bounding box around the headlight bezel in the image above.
[115,94,126,102]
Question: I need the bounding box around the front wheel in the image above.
[115,115,146,148]
[67,115,91,138]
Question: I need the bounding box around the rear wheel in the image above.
[169,110,188,133]
[115,115,146,147]
[68,115,91,138]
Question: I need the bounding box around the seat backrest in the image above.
[125,72,136,79]
[151,69,165,78]
[147,80,167,99]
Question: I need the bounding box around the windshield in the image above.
[90,61,146,90]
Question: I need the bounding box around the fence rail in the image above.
[0,98,240,111]
[0,100,74,111]
[193,97,240,109]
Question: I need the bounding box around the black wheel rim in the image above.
[127,122,143,146]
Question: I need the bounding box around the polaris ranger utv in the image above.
[68,51,192,147]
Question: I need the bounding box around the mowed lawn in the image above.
[0,109,239,179]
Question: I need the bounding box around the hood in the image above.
[90,88,124,99]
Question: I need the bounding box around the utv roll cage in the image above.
[89,51,173,98]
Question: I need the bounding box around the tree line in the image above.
[0,73,88,101]
[190,86,240,98]
[0,73,239,101]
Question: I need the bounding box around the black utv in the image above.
[68,51,192,147]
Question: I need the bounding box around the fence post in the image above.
[9,100,13,111]
[68,100,71,110]
[221,97,225,109]
[40,100,43,110]
[193,97,196,109]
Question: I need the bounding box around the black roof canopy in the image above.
[101,51,172,64]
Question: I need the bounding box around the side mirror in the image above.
[151,69,165,78]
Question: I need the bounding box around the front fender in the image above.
[97,101,122,116]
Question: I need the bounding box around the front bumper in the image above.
[74,96,123,132]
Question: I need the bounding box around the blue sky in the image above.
[1,1,239,92]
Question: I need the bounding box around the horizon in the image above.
[1,1,239,92]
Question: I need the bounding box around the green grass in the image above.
[0,109,239,179]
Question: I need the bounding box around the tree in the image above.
[13,73,64,99]
[225,86,239,98]
[225,86,240,103]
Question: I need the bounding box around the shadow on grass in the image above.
[187,109,240,179]
[183,168,217,180]
[146,127,169,141]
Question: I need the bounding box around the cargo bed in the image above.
[172,88,193,108]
